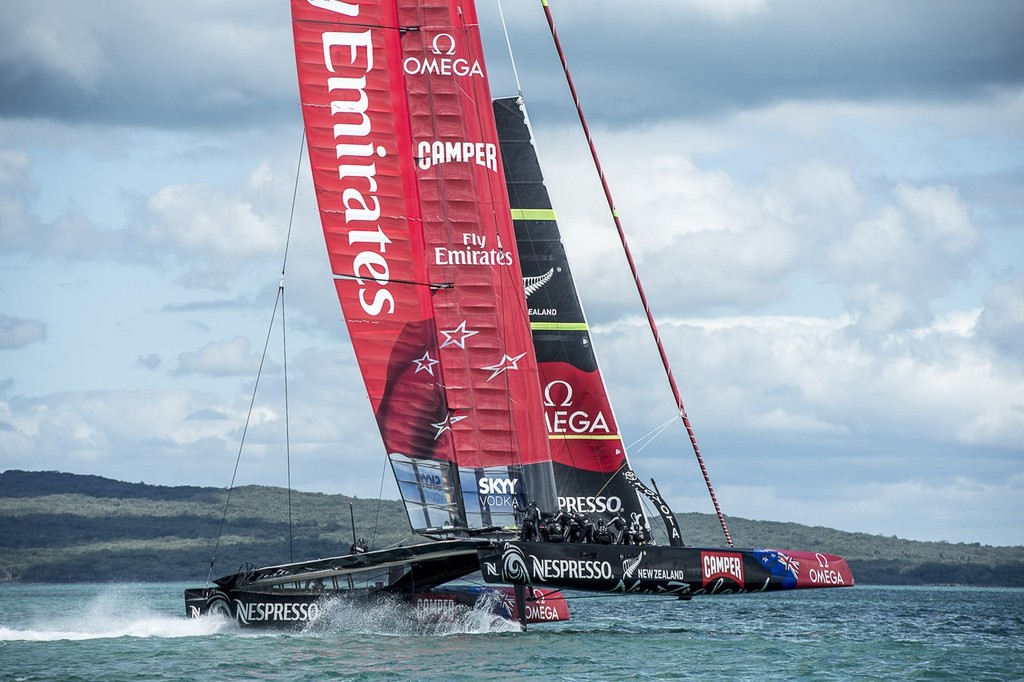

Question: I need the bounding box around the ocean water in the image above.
[1,582,1021,681]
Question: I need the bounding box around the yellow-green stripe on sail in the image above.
[511,208,557,222]
[530,322,589,331]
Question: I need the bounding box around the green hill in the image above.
[1,470,1021,586]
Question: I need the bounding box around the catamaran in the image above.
[185,0,853,629]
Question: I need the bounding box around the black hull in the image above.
[183,584,513,628]
[185,538,483,627]
[184,538,570,627]
[185,586,335,627]
[478,541,854,597]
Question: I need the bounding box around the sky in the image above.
[1,0,1022,547]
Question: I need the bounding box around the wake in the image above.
[305,591,521,637]
[1,584,519,641]
[0,585,231,642]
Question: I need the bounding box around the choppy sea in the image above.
[1,582,1021,681]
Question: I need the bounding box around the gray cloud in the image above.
[3,1,1021,130]
[174,337,268,377]
[0,313,47,349]
[522,0,1024,123]
[0,1,295,129]
[136,354,161,370]
[975,276,1024,364]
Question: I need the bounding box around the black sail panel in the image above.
[494,96,652,530]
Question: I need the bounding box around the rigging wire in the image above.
[205,130,307,584]
[282,278,293,563]
[206,287,284,585]
[496,0,524,97]
[280,129,305,564]
[539,0,733,546]
[371,454,390,550]
[624,415,678,455]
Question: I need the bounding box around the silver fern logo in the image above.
[622,551,646,579]
[523,268,555,298]
[501,542,532,584]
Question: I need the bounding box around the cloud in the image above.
[0,149,42,251]
[0,387,252,477]
[0,145,121,259]
[139,181,282,287]
[0,139,297,291]
[975,276,1024,364]
[0,1,295,128]
[507,0,1024,125]
[597,309,1024,455]
[827,184,981,288]
[174,337,266,377]
[0,313,47,349]
[185,408,229,421]
[5,1,1021,132]
[1,6,108,92]
[712,475,1022,545]
[136,354,161,370]
[828,184,983,333]
[0,346,381,492]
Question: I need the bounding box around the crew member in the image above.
[514,500,542,542]
[608,512,628,544]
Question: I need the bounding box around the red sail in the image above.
[292,0,552,526]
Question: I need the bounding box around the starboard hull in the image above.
[478,541,854,597]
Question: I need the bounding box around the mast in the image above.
[540,0,733,546]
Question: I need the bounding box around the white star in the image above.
[439,321,479,349]
[412,351,440,376]
[431,412,468,441]
[481,352,528,381]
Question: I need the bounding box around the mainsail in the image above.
[292,0,556,533]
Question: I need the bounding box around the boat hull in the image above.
[183,538,570,627]
[185,586,330,627]
[184,583,569,627]
[478,541,854,597]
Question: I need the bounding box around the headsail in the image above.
[494,97,681,543]
[292,0,556,533]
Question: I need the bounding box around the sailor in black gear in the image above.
[579,514,595,543]
[548,509,570,542]
[515,500,542,542]
[563,512,582,542]
[608,512,628,544]
[594,519,612,544]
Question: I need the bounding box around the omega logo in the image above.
[543,380,573,408]
[431,33,457,55]
[543,380,610,434]
[404,33,484,78]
